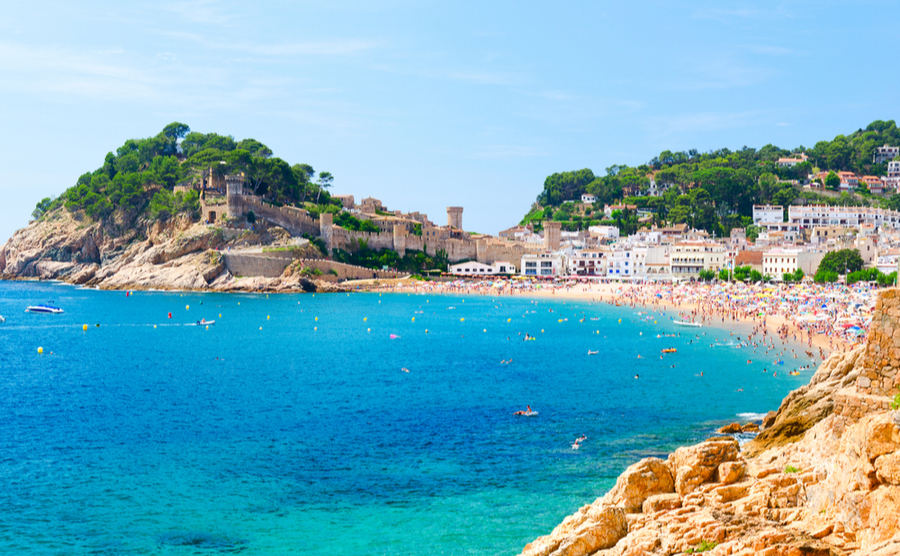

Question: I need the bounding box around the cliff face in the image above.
[0,208,341,293]
[519,290,900,556]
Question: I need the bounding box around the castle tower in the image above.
[319,212,334,254]
[447,206,463,229]
[392,225,408,258]
[544,221,561,251]
[225,173,244,219]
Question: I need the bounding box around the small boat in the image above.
[0,315,5,323]
[661,348,677,353]
[192,320,216,326]
[25,305,64,314]
[673,320,701,328]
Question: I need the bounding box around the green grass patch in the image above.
[685,540,718,553]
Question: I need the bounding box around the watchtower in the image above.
[225,173,244,219]
[447,206,463,229]
[544,221,561,251]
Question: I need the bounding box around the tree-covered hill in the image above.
[33,123,338,223]
[523,120,900,236]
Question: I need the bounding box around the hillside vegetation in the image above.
[32,123,339,224]
[524,120,900,235]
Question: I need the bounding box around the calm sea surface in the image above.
[0,281,810,555]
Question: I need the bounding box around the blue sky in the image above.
[2,1,898,242]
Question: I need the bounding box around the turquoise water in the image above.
[0,281,810,555]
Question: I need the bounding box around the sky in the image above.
[2,0,899,243]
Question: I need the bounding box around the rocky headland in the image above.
[0,207,351,293]
[518,290,900,556]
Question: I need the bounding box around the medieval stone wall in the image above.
[223,252,293,278]
[293,258,405,280]
[476,239,541,265]
[241,196,320,236]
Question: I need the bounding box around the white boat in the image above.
[192,320,216,326]
[25,305,64,314]
[673,320,701,328]
[0,315,5,323]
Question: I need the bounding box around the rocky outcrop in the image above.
[518,289,900,556]
[745,344,865,457]
[0,207,346,293]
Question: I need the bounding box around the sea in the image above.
[0,281,813,555]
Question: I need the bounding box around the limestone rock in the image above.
[520,505,626,556]
[641,493,681,514]
[669,438,739,495]
[741,422,760,433]
[875,453,900,485]
[718,423,742,434]
[601,457,674,513]
[745,345,865,456]
[718,460,746,485]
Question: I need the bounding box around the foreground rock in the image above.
[518,289,900,556]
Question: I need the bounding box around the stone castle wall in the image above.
[292,258,405,281]
[242,196,320,237]
[476,239,540,265]
[223,252,293,278]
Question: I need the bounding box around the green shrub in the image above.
[685,540,718,553]
[784,465,801,474]
[891,391,900,411]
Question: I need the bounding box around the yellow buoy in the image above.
[654,321,657,324]
[206,325,209,330]
[364,317,367,322]
[314,327,318,331]
[154,325,157,329]
[618,319,621,323]
[259,326,262,330]
[38,347,43,354]
[367,328,371,332]
[267,315,270,320]
[412,317,415,322]
[186,305,190,310]
[460,318,464,322]
[483,329,487,332]
[507,318,511,322]
[315,317,318,321]
[541,329,544,333]
[425,329,429,333]
[83,324,88,331]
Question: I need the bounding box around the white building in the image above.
[588,225,620,240]
[520,253,566,277]
[670,242,726,278]
[762,248,825,280]
[568,249,607,276]
[788,205,900,229]
[449,261,516,276]
[581,194,596,204]
[753,205,783,225]
[776,153,808,168]
[874,145,900,164]
[875,249,900,275]
[605,248,635,279]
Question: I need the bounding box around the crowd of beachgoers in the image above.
[376,277,878,356]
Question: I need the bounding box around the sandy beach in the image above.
[373,278,878,360]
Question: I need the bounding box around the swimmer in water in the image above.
[634,374,639,379]
[513,405,533,416]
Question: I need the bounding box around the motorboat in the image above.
[192,319,215,326]
[0,315,5,323]
[25,305,64,314]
